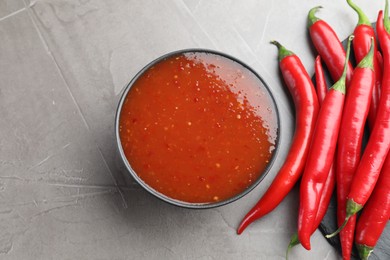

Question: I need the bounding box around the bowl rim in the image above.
[115,48,281,209]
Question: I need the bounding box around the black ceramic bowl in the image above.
[115,49,281,209]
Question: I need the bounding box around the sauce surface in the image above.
[119,52,278,203]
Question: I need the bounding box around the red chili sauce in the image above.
[119,52,278,204]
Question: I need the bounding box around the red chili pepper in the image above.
[335,35,375,260]
[311,57,335,232]
[308,6,354,86]
[298,35,353,251]
[315,56,327,104]
[312,58,336,237]
[286,58,335,257]
[347,0,382,131]
[327,4,390,238]
[236,42,319,235]
[355,152,390,260]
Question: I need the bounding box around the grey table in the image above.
[0,0,384,259]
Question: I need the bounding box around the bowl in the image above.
[115,49,280,209]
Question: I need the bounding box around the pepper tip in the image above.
[300,240,311,251]
[298,232,311,250]
[236,217,250,235]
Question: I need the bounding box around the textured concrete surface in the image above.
[0,0,384,259]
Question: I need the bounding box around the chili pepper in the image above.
[236,42,319,235]
[326,3,390,238]
[298,35,353,251]
[285,58,335,258]
[312,58,336,236]
[335,35,375,260]
[355,152,390,260]
[347,0,382,131]
[308,6,354,86]
[315,56,327,104]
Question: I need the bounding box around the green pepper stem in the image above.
[308,6,322,28]
[347,0,371,26]
[325,216,350,238]
[357,37,375,70]
[356,244,374,260]
[270,41,295,62]
[331,35,353,93]
[325,198,363,238]
[286,233,299,260]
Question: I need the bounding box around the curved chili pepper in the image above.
[313,58,336,235]
[355,153,390,260]
[236,42,319,235]
[308,6,354,86]
[347,0,382,131]
[335,36,375,260]
[327,4,390,238]
[285,58,335,257]
[298,35,353,250]
[313,59,336,238]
